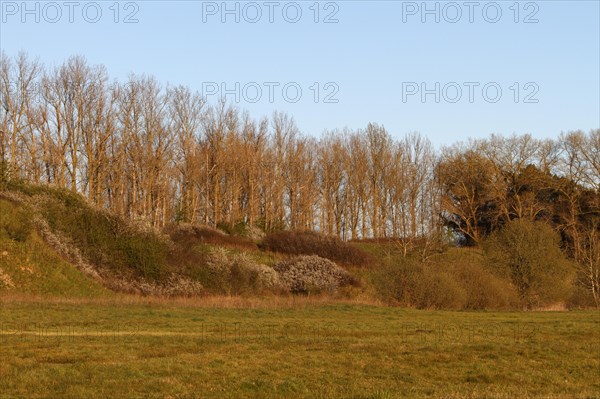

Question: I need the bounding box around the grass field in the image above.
[1,297,599,398]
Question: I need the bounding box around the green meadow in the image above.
[1,299,598,399]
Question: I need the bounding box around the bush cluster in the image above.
[484,220,574,309]
[200,247,282,295]
[273,255,357,294]
[445,262,521,310]
[261,230,373,267]
[373,256,520,310]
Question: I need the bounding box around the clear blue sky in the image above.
[1,0,599,147]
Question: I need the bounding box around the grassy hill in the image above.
[0,182,364,300]
[0,181,178,297]
[0,197,110,298]
[0,181,596,310]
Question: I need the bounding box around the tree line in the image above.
[1,53,442,241]
[1,53,598,296]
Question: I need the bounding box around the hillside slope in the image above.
[1,180,594,309]
[0,182,202,297]
[0,197,110,297]
[0,182,358,299]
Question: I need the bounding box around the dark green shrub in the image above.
[216,221,247,236]
[0,200,33,242]
[120,233,167,280]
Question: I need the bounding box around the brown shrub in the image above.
[484,220,575,309]
[373,259,466,310]
[446,262,521,310]
[165,223,257,250]
[373,250,521,310]
[260,230,373,267]
[203,247,283,295]
[414,267,467,310]
[372,258,423,305]
[273,255,357,294]
[567,285,598,309]
[164,227,280,296]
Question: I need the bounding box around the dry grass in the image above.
[2,300,598,398]
[0,292,382,309]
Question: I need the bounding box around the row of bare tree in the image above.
[0,54,439,241]
[2,52,599,301]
